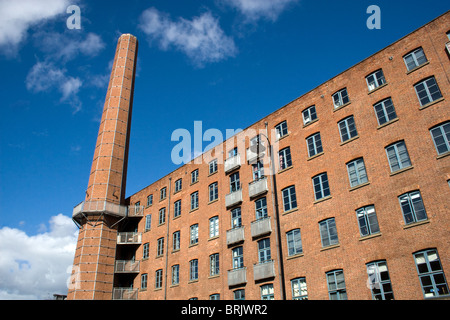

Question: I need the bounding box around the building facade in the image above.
[68,12,450,300]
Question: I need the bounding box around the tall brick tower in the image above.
[68,34,138,300]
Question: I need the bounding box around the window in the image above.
[385,141,412,172]
[230,172,240,193]
[447,31,450,41]
[403,47,428,71]
[291,278,308,300]
[234,289,245,300]
[172,265,179,285]
[231,207,242,228]
[399,191,427,224]
[210,294,220,300]
[209,216,219,238]
[158,208,166,225]
[143,242,149,259]
[366,69,386,91]
[356,205,380,237]
[190,224,198,245]
[174,178,182,192]
[414,77,443,107]
[209,159,218,175]
[374,98,397,126]
[173,231,180,251]
[414,249,449,298]
[302,105,317,125]
[160,187,167,200]
[232,246,244,269]
[346,158,368,188]
[141,273,148,290]
[252,161,265,181]
[255,197,268,220]
[258,238,271,263]
[286,229,302,256]
[430,122,450,155]
[190,191,199,210]
[210,253,220,276]
[279,147,292,170]
[189,259,198,281]
[147,194,153,207]
[282,185,297,212]
[312,173,330,201]
[157,237,164,256]
[145,214,152,232]
[306,132,323,157]
[338,116,358,143]
[275,121,288,139]
[155,269,163,289]
[174,200,181,218]
[332,88,350,108]
[366,261,394,300]
[134,202,141,215]
[326,270,347,300]
[191,169,199,184]
[209,182,218,202]
[229,147,238,158]
[261,284,274,300]
[319,218,339,247]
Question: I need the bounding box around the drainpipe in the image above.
[164,177,172,300]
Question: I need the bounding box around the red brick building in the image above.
[68,11,450,300]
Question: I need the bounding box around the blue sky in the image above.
[0,0,448,299]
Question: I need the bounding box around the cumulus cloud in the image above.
[139,8,237,66]
[223,0,298,22]
[0,214,78,300]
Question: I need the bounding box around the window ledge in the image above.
[188,279,199,284]
[286,253,304,260]
[368,82,388,95]
[282,207,298,216]
[307,152,324,161]
[172,249,180,254]
[276,133,290,141]
[333,101,351,112]
[208,171,218,177]
[170,283,179,288]
[303,118,319,128]
[278,165,293,174]
[419,97,445,110]
[208,235,219,241]
[190,180,199,186]
[377,118,399,130]
[208,274,220,280]
[390,165,414,176]
[314,195,332,204]
[208,199,219,205]
[403,219,430,230]
[173,189,182,195]
[340,135,359,146]
[173,215,181,220]
[189,207,199,213]
[320,244,340,252]
[349,182,370,192]
[189,242,199,248]
[437,151,450,160]
[406,61,430,75]
[359,232,382,241]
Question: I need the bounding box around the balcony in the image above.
[227,226,245,246]
[246,142,265,163]
[73,200,144,222]
[112,288,138,300]
[251,217,272,238]
[117,232,142,245]
[225,189,243,208]
[127,205,144,218]
[248,177,269,199]
[224,154,241,174]
[115,260,140,273]
[253,260,276,281]
[228,267,247,287]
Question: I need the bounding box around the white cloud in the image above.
[0,214,78,300]
[223,0,298,22]
[0,0,71,55]
[139,8,237,66]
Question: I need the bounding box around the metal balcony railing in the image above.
[115,260,140,273]
[73,201,144,219]
[117,232,142,244]
[112,288,138,300]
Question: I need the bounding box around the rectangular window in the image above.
[366,261,394,300]
[338,116,358,142]
[209,182,218,202]
[230,172,240,193]
[430,122,450,155]
[157,237,164,256]
[155,269,163,289]
[286,229,302,256]
[414,249,449,298]
[147,194,153,206]
[173,230,180,251]
[261,284,275,300]
[209,216,219,238]
[306,132,323,157]
[252,161,265,181]
[414,77,443,106]
[291,278,308,300]
[141,273,148,290]
[385,141,411,172]
[312,173,330,201]
[366,69,386,91]
[190,224,198,245]
[145,214,152,232]
[258,238,271,263]
[189,259,198,281]
[332,88,350,108]
[356,205,380,237]
[374,98,397,126]
[275,121,288,139]
[210,253,220,276]
[399,191,427,224]
[232,246,244,269]
[160,187,167,200]
[143,242,149,259]
[282,185,297,212]
[171,264,179,285]
[347,158,368,188]
[229,147,238,158]
[231,207,242,228]
[302,105,317,125]
[191,169,199,184]
[326,270,347,300]
[174,200,181,218]
[234,289,245,300]
[210,294,220,300]
[158,208,166,225]
[255,197,268,220]
[403,47,428,71]
[174,178,182,192]
[190,191,199,210]
[279,147,292,170]
[209,159,218,175]
[319,218,339,247]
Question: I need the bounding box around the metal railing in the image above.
[112,288,138,300]
[73,200,144,218]
[117,232,142,244]
[115,260,140,273]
